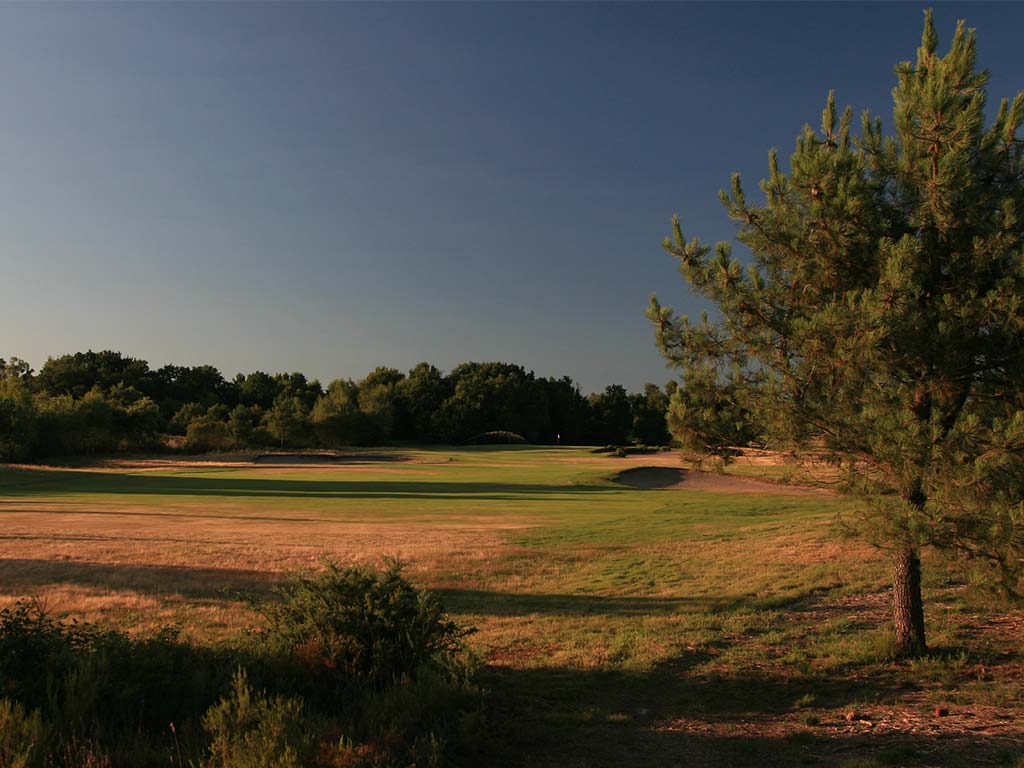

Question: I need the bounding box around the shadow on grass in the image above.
[0,564,744,615]
[0,558,277,601]
[0,468,617,501]
[0,555,1017,767]
[483,660,1022,768]
[437,588,744,617]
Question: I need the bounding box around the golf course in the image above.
[2,447,1021,767]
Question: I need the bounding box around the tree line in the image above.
[0,350,674,460]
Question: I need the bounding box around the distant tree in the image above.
[170,402,207,435]
[310,379,363,447]
[357,368,405,444]
[227,405,262,447]
[150,364,233,417]
[586,385,632,445]
[630,383,671,445]
[436,362,548,443]
[236,371,282,410]
[0,377,39,460]
[649,12,1024,655]
[0,357,34,383]
[52,388,119,454]
[395,363,452,440]
[274,372,323,410]
[37,350,150,398]
[107,384,162,446]
[184,414,233,453]
[265,394,307,448]
[540,376,588,444]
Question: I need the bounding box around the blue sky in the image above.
[1,2,1020,393]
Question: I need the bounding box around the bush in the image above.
[0,600,232,751]
[258,560,472,691]
[0,699,44,768]
[203,669,310,768]
[0,565,481,767]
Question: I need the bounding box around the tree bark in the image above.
[892,546,927,656]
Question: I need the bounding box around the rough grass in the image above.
[1,446,1022,767]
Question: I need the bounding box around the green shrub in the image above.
[0,565,481,767]
[0,601,232,748]
[203,669,310,768]
[354,664,484,766]
[258,560,472,690]
[0,699,44,768]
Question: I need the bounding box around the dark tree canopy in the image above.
[650,12,1024,655]
[1,352,673,457]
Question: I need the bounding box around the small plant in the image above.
[0,699,44,768]
[203,669,310,768]
[792,692,817,709]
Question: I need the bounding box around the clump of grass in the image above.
[792,692,816,709]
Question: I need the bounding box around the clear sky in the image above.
[1,2,1020,393]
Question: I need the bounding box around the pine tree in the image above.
[649,11,1024,656]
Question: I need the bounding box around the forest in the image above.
[0,350,673,460]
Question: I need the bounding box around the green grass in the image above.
[1,446,1021,767]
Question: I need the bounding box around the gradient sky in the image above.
[2,2,1021,393]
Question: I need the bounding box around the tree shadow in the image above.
[436,588,743,617]
[0,556,1017,767]
[0,468,617,501]
[0,557,278,601]
[482,658,1022,767]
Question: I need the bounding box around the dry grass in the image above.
[0,446,1021,767]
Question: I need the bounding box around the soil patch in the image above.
[613,466,828,496]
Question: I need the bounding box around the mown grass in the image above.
[1,446,1021,767]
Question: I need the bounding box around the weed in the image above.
[203,669,309,768]
[0,699,44,768]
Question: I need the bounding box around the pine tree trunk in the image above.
[892,546,926,656]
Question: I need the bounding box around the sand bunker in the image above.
[253,453,406,465]
[613,466,828,496]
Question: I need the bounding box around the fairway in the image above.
[1,447,1022,767]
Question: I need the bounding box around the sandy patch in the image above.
[253,452,405,465]
[613,466,830,496]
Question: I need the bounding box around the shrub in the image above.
[353,663,484,766]
[258,560,472,691]
[0,600,232,750]
[0,699,44,768]
[203,669,310,768]
[0,566,481,767]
